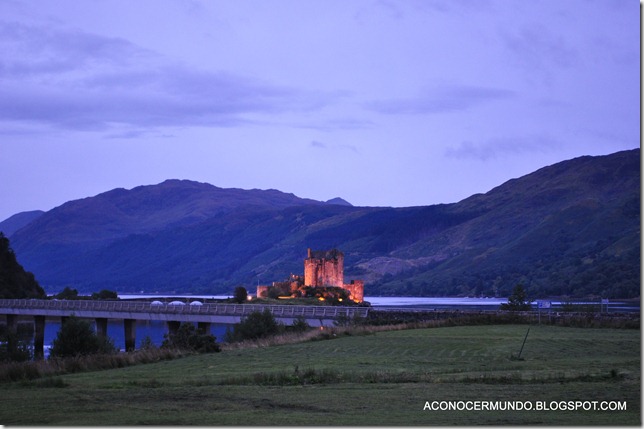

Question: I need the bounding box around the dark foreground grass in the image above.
[0,324,639,426]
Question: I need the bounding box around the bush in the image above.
[291,316,310,333]
[161,324,220,353]
[139,336,156,350]
[49,316,116,358]
[225,309,284,342]
[0,323,34,362]
[334,313,366,327]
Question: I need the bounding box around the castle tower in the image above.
[304,248,344,287]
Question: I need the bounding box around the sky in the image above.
[0,0,639,221]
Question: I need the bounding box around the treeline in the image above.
[51,287,118,301]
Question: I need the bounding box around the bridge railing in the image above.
[0,299,369,319]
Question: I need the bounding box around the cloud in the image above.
[309,140,359,154]
[104,129,150,140]
[0,20,339,133]
[365,85,514,115]
[445,135,560,161]
[500,24,579,77]
[310,140,326,149]
[0,21,151,78]
[339,144,359,154]
[297,117,375,131]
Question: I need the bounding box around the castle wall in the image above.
[256,285,270,298]
[304,248,344,287]
[343,280,364,303]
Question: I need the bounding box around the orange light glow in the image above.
[318,297,325,301]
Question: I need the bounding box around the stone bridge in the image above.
[0,299,370,358]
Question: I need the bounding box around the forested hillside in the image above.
[0,233,46,299]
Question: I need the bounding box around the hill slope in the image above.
[374,149,640,298]
[7,150,640,298]
[0,210,44,237]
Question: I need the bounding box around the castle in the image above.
[256,248,364,303]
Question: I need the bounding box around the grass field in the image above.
[0,324,639,425]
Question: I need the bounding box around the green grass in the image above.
[0,324,639,425]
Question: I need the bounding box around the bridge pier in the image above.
[167,321,181,335]
[4,315,17,357]
[197,322,211,334]
[33,316,45,360]
[124,319,136,352]
[5,314,17,334]
[95,318,108,338]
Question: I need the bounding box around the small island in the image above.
[256,248,364,304]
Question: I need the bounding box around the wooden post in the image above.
[517,327,530,359]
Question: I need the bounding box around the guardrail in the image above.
[0,299,369,319]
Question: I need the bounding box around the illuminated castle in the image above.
[304,248,364,302]
[256,248,364,303]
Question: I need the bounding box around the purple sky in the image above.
[0,0,639,221]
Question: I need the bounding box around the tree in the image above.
[224,309,283,342]
[161,323,220,353]
[54,287,79,300]
[91,289,118,300]
[233,286,248,304]
[0,232,46,299]
[500,284,532,311]
[0,331,32,362]
[49,316,116,358]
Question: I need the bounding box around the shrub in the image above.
[0,331,32,362]
[334,313,366,327]
[49,316,116,358]
[225,309,284,342]
[290,316,311,333]
[139,336,156,350]
[161,324,220,353]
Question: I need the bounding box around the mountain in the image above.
[6,150,640,298]
[0,210,44,237]
[325,197,353,206]
[371,149,640,298]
